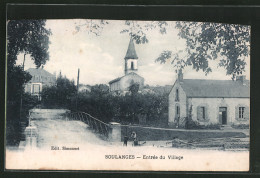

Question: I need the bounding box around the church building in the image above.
[109,37,144,93]
[168,70,250,127]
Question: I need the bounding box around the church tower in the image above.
[124,37,138,75]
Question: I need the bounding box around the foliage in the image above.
[7,20,51,68]
[7,65,32,102]
[120,21,168,44]
[76,20,250,79]
[41,74,77,108]
[75,20,167,44]
[6,20,51,146]
[156,22,250,79]
[7,19,51,114]
[231,124,249,129]
[68,84,168,126]
[185,117,200,129]
[128,82,140,95]
[199,124,221,130]
[184,105,221,130]
[185,118,221,130]
[74,19,109,36]
[6,93,40,146]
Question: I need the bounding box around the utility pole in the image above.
[76,68,80,111]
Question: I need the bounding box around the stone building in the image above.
[109,37,144,93]
[168,70,250,127]
[25,68,56,100]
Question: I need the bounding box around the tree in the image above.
[121,21,250,78]
[7,20,51,102]
[128,81,140,95]
[41,74,77,108]
[6,20,51,146]
[120,21,168,44]
[7,20,51,68]
[76,20,250,79]
[74,19,109,36]
[91,84,109,96]
[155,22,250,79]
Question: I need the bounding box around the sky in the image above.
[16,19,250,86]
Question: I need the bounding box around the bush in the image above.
[199,123,221,130]
[41,75,77,108]
[231,124,249,129]
[184,105,221,130]
[6,93,39,146]
[185,117,200,129]
[68,84,168,126]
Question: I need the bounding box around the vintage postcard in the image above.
[5,19,250,171]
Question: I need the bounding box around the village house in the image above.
[25,68,56,100]
[168,70,250,127]
[78,84,91,93]
[109,37,144,93]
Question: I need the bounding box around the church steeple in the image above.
[125,37,138,60]
[124,37,139,75]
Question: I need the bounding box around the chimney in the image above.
[236,75,246,85]
[178,69,183,82]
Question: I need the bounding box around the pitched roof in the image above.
[26,68,55,77]
[109,76,123,84]
[179,79,250,98]
[124,38,138,60]
[109,72,143,84]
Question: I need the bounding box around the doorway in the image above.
[219,107,227,125]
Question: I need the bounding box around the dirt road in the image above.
[29,109,107,149]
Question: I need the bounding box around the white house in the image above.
[168,70,250,127]
[25,68,56,100]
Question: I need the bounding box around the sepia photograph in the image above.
[5,18,250,171]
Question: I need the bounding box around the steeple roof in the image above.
[124,37,138,60]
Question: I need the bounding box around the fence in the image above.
[66,111,121,141]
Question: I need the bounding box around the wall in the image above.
[110,81,121,92]
[188,97,250,125]
[120,73,144,91]
[120,125,246,141]
[168,81,187,126]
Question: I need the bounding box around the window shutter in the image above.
[244,106,249,120]
[197,106,200,120]
[235,106,239,120]
[205,106,208,120]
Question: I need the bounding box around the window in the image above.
[175,89,179,101]
[201,107,205,119]
[197,106,206,120]
[32,84,40,94]
[239,107,245,119]
[176,105,180,118]
[131,61,134,70]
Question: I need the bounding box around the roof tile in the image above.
[124,38,138,60]
[180,79,250,98]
